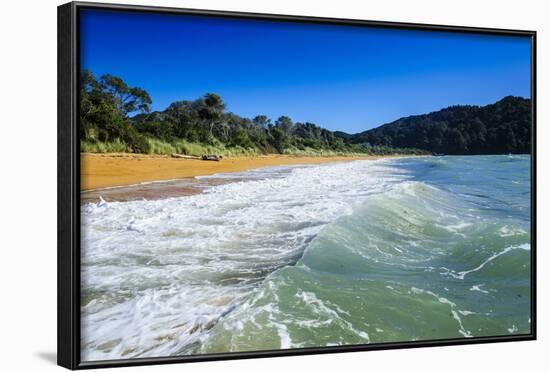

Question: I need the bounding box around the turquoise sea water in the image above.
[199,155,531,352]
[81,155,531,360]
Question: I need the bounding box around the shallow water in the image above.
[80,155,531,361]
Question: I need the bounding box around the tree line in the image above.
[80,71,530,156]
[349,96,532,155]
[79,71,426,156]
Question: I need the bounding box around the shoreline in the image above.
[81,153,394,191]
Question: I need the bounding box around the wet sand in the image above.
[80,177,232,204]
[81,153,385,191]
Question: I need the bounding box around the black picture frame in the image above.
[58,1,537,369]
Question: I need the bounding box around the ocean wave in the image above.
[200,174,530,351]
[81,159,408,360]
[81,156,531,359]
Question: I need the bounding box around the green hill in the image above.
[348,96,532,155]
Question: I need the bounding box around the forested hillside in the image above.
[79,71,426,156]
[349,96,531,154]
[80,71,530,156]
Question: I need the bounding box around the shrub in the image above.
[80,139,127,153]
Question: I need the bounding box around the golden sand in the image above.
[80,153,386,191]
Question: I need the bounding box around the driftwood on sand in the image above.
[171,154,201,160]
[171,153,223,161]
[201,155,223,161]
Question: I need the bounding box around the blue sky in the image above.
[80,9,531,133]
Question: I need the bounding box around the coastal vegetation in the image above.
[348,96,532,154]
[80,71,530,156]
[79,71,425,156]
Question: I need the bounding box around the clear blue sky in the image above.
[80,9,531,133]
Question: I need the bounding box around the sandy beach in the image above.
[80,153,386,191]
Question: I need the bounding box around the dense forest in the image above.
[79,71,425,156]
[348,96,532,154]
[80,71,530,157]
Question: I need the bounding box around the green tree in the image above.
[79,70,152,152]
[199,93,226,140]
[269,127,288,153]
[253,115,271,129]
[275,116,294,135]
[99,74,152,116]
[164,100,201,140]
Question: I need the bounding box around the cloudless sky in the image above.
[80,9,531,133]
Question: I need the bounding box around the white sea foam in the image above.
[446,243,530,280]
[438,222,473,233]
[81,159,406,360]
[498,226,527,237]
[274,323,292,349]
[470,284,489,294]
[409,287,472,338]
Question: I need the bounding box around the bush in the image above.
[128,134,151,153]
[120,126,151,153]
[147,138,176,155]
[80,139,127,153]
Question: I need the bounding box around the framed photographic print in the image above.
[58,1,536,369]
